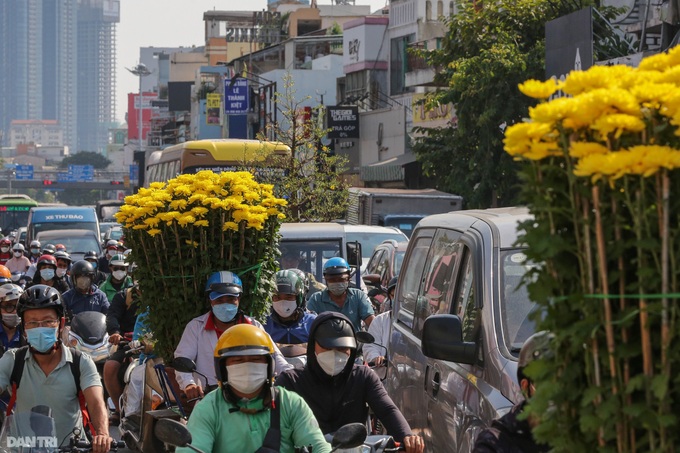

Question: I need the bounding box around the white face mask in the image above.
[273,299,297,318]
[316,350,350,376]
[13,251,23,258]
[227,362,269,394]
[112,270,127,281]
[1,247,9,253]
[327,282,349,296]
[107,249,117,258]
[2,313,21,328]
[56,268,68,278]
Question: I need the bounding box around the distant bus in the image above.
[27,206,99,244]
[0,194,39,234]
[144,139,292,186]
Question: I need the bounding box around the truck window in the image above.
[413,229,462,336]
[456,250,480,344]
[396,232,433,328]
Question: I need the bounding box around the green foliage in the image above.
[412,0,594,208]
[256,73,350,222]
[58,189,101,206]
[59,151,111,169]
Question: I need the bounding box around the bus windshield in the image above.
[0,195,39,233]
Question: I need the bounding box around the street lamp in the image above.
[126,63,153,152]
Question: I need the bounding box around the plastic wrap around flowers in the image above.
[504,46,680,181]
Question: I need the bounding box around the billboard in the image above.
[224,78,249,115]
[327,106,360,139]
[545,7,593,83]
[127,92,158,141]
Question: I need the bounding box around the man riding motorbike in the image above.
[264,270,317,345]
[61,260,109,317]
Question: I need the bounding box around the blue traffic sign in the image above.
[68,165,94,182]
[15,165,34,180]
[224,78,249,115]
[57,172,74,182]
[129,164,139,181]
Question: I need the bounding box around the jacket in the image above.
[472,402,550,453]
[106,287,140,335]
[61,285,110,317]
[264,309,316,344]
[275,312,412,442]
[174,312,292,390]
[177,387,330,453]
[99,275,133,302]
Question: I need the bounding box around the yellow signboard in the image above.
[207,93,222,125]
[411,94,455,124]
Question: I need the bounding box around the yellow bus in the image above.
[144,139,292,186]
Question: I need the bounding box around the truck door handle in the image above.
[431,371,441,397]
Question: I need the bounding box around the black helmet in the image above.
[54,250,72,264]
[42,244,57,255]
[17,284,64,319]
[84,250,99,261]
[517,330,554,382]
[313,315,357,349]
[70,260,95,283]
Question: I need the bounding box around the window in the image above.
[390,34,415,95]
[456,249,479,344]
[437,0,443,16]
[413,229,462,335]
[426,1,432,20]
[396,231,433,327]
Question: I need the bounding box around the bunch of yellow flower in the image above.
[116,170,286,363]
[504,45,680,182]
[509,49,680,452]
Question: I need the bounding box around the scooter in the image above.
[67,311,113,365]
[155,418,403,453]
[278,343,308,370]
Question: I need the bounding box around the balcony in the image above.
[405,41,437,87]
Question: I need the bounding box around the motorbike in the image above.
[118,355,199,453]
[67,312,113,365]
[0,405,125,452]
[277,343,308,370]
[154,418,403,453]
[10,271,30,289]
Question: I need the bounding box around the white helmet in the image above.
[12,243,25,252]
[30,240,41,249]
[0,283,24,303]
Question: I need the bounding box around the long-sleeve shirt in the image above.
[364,312,391,363]
[61,285,110,317]
[173,312,292,390]
[177,387,331,453]
[106,287,139,335]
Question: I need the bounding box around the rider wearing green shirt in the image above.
[178,323,330,453]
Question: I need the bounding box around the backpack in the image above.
[5,345,97,436]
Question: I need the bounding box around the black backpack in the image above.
[5,345,97,435]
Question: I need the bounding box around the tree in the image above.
[413,0,594,208]
[254,74,349,222]
[59,151,111,169]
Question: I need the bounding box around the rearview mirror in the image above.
[345,241,362,268]
[422,314,476,365]
[171,357,198,373]
[154,418,192,448]
[355,331,375,344]
[331,423,367,451]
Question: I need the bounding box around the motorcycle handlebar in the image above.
[61,439,126,452]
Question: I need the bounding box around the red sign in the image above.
[127,92,158,141]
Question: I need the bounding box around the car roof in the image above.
[416,207,531,249]
[280,222,345,239]
[342,224,405,234]
[36,229,100,238]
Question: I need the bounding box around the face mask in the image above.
[227,362,268,394]
[212,303,238,323]
[316,350,350,376]
[107,249,117,258]
[31,248,40,255]
[76,277,92,291]
[40,269,55,281]
[273,299,298,318]
[1,247,9,253]
[112,270,127,281]
[2,313,20,328]
[13,251,23,258]
[26,327,59,353]
[56,268,68,278]
[327,282,349,296]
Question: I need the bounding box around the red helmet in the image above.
[0,238,11,247]
[55,244,67,252]
[37,254,58,268]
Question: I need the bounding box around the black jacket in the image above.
[472,402,550,453]
[275,312,412,442]
[106,287,140,335]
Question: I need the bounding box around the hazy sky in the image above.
[116,0,388,123]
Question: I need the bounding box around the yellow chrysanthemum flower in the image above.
[147,228,162,237]
[194,220,209,227]
[569,142,611,159]
[591,114,646,139]
[518,79,559,99]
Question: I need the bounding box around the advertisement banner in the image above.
[545,7,593,84]
[224,78,249,115]
[206,93,222,125]
[326,106,360,139]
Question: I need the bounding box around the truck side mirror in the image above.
[346,241,362,268]
[422,314,477,365]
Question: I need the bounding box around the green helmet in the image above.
[517,330,554,382]
[109,254,128,268]
[275,270,305,307]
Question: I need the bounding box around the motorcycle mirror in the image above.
[330,423,367,451]
[154,418,193,448]
[355,331,375,344]
[172,357,198,373]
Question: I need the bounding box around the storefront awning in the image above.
[361,153,417,182]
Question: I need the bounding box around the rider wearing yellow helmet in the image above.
[177,324,330,453]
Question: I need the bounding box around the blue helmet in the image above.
[205,271,243,296]
[323,257,350,276]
